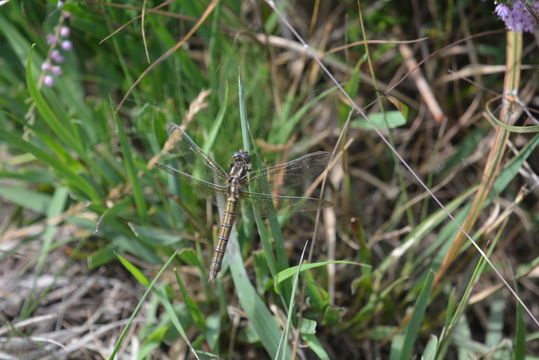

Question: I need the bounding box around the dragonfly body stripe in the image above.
[208,150,251,282]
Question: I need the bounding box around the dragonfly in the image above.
[156,123,333,282]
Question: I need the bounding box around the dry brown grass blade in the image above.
[399,44,445,122]
[434,31,523,286]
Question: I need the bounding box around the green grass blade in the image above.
[26,46,79,152]
[421,336,439,360]
[203,82,229,153]
[108,250,180,360]
[393,270,434,360]
[0,185,52,213]
[114,110,147,218]
[229,232,290,359]
[19,186,68,318]
[513,294,526,360]
[116,252,150,287]
[0,129,101,202]
[274,261,365,291]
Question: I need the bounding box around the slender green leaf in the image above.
[0,129,101,202]
[0,186,51,213]
[352,110,406,130]
[396,270,435,360]
[117,252,151,287]
[274,261,364,290]
[114,111,147,218]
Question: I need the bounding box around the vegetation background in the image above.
[0,0,538,359]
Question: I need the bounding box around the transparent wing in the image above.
[155,162,228,198]
[239,191,333,217]
[246,151,332,195]
[157,123,229,187]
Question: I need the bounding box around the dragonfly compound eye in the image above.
[233,151,251,163]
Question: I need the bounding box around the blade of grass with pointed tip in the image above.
[274,261,365,292]
[237,72,278,276]
[117,252,150,287]
[421,336,439,360]
[109,250,184,360]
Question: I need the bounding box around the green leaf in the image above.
[513,294,526,360]
[26,45,79,152]
[229,233,291,359]
[129,223,185,246]
[274,261,365,290]
[301,333,330,360]
[0,130,101,202]
[114,111,147,218]
[393,270,434,360]
[352,110,406,130]
[0,186,51,213]
[299,319,317,335]
[421,336,439,360]
[117,252,150,287]
[174,270,206,330]
[88,244,117,268]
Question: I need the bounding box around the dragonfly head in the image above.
[232,150,251,170]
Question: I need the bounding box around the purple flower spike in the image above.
[60,26,70,38]
[44,75,55,87]
[495,4,511,20]
[52,66,62,76]
[41,62,52,71]
[51,50,64,63]
[495,0,538,34]
[61,40,73,51]
[46,34,58,45]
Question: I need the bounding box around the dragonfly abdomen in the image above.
[208,197,238,282]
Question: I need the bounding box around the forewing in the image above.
[157,123,228,186]
[246,151,332,195]
[155,162,228,198]
[240,191,333,218]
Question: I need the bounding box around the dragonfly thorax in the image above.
[227,150,251,194]
[232,150,251,166]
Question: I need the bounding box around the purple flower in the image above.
[41,62,52,71]
[51,50,64,63]
[46,34,58,45]
[59,26,70,38]
[61,40,72,51]
[43,75,55,87]
[495,4,511,20]
[495,1,538,34]
[57,0,64,8]
[51,65,62,76]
